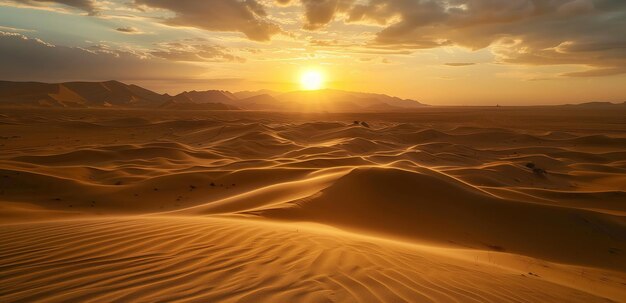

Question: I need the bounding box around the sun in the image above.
[300,70,324,90]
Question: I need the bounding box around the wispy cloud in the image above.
[115,26,143,34]
[0,31,203,81]
[11,0,99,14]
[444,63,476,67]
[0,25,35,32]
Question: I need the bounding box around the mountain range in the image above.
[0,80,427,112]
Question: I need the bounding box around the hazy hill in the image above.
[160,100,240,110]
[171,90,236,104]
[233,89,279,99]
[561,101,626,107]
[273,89,426,112]
[229,89,425,111]
[161,90,240,110]
[61,81,169,107]
[234,94,281,110]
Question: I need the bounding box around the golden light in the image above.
[300,70,324,90]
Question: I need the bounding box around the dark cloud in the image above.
[134,0,282,41]
[14,0,98,14]
[301,0,354,30]
[115,27,141,34]
[0,31,202,81]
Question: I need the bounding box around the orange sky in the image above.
[1,0,625,105]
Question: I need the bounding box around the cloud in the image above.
[0,31,203,81]
[269,0,355,30]
[133,0,282,41]
[13,0,99,14]
[342,0,626,76]
[115,27,142,34]
[492,35,626,76]
[300,0,354,30]
[5,0,625,77]
[281,0,624,76]
[150,41,246,63]
[309,39,342,46]
[0,25,36,32]
[563,67,626,77]
[444,63,475,67]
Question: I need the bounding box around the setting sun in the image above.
[300,70,324,90]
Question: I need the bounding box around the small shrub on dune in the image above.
[525,162,547,176]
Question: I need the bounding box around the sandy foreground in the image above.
[1,107,625,302]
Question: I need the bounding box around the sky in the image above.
[0,0,625,105]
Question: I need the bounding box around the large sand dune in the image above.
[1,107,625,302]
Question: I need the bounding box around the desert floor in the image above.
[1,107,625,302]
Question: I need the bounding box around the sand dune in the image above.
[1,107,625,302]
[254,167,626,271]
[2,217,624,303]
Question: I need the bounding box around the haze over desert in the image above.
[1,0,626,302]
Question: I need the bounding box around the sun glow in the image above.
[300,70,324,90]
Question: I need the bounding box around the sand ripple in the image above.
[0,217,620,303]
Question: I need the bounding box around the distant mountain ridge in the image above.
[0,80,239,110]
[561,101,626,107]
[0,80,169,107]
[171,90,236,104]
[0,80,427,111]
[233,89,278,99]
[274,89,426,111]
